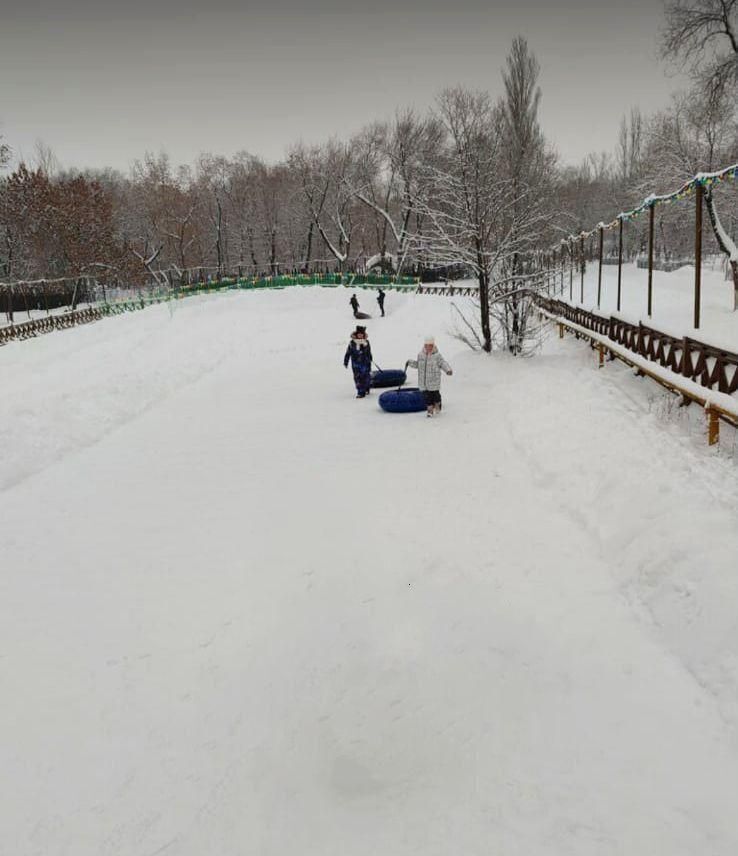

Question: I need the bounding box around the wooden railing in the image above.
[416,283,478,297]
[534,295,738,444]
[0,306,110,346]
[535,295,738,396]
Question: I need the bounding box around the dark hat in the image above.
[355,325,367,334]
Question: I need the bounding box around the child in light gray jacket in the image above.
[406,336,453,417]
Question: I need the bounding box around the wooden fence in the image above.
[0,306,106,345]
[534,295,738,444]
[534,295,738,396]
[416,284,478,297]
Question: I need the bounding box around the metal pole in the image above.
[647,203,655,318]
[617,216,623,313]
[544,252,548,293]
[560,246,565,294]
[551,251,555,294]
[569,240,573,301]
[580,235,585,303]
[694,182,703,330]
[597,226,604,309]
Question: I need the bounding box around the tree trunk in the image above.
[704,188,738,311]
[477,258,491,352]
[4,225,12,279]
[215,198,223,277]
[510,292,520,355]
[248,226,258,272]
[304,221,314,270]
[270,229,277,275]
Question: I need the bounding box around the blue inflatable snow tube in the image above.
[378,387,427,413]
[371,369,407,388]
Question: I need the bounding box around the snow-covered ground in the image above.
[5,262,735,349]
[1,286,737,855]
[551,260,738,351]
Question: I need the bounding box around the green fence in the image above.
[1,274,423,346]
[168,272,419,299]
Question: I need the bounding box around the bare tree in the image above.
[219,153,261,273]
[33,140,60,177]
[661,0,738,95]
[348,110,444,275]
[168,167,199,275]
[615,108,645,186]
[253,161,293,274]
[123,154,177,285]
[0,164,49,281]
[291,141,357,272]
[197,155,235,277]
[497,37,557,353]
[416,87,521,352]
[0,135,14,281]
[0,135,10,171]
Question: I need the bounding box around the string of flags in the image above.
[555,161,738,250]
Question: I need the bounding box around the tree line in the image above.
[1,2,737,349]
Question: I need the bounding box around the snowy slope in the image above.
[1,287,737,856]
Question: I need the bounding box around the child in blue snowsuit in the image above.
[344,326,372,398]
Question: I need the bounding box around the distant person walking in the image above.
[377,288,386,317]
[344,325,373,398]
[349,293,360,317]
[406,336,452,417]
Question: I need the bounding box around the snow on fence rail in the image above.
[412,279,737,442]
[533,296,738,445]
[534,294,738,397]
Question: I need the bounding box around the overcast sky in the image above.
[1,0,688,173]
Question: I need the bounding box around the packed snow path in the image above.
[1,288,737,855]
